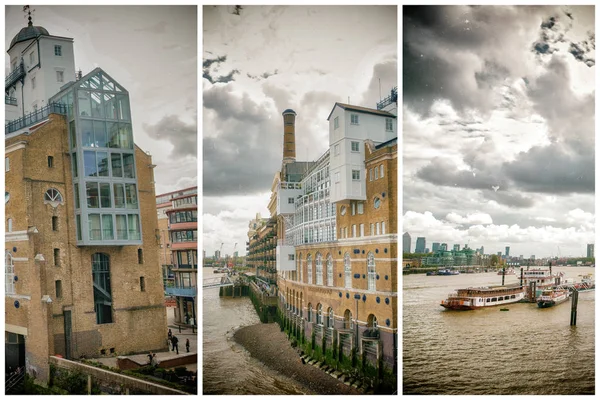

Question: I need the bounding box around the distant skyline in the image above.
[5,5,197,195]
[203,5,397,256]
[403,5,594,258]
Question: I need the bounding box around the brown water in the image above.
[403,267,595,395]
[202,269,306,395]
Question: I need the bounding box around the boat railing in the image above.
[446,292,459,298]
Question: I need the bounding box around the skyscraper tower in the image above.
[415,237,426,253]
[282,109,297,164]
[403,232,411,253]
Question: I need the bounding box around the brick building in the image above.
[269,88,398,378]
[5,20,167,383]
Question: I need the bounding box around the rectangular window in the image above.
[97,152,109,177]
[386,118,393,131]
[72,152,78,177]
[288,254,295,261]
[5,157,9,172]
[54,45,62,56]
[48,156,54,168]
[369,168,373,181]
[351,114,359,124]
[84,151,97,176]
[128,214,141,240]
[69,121,77,149]
[288,197,294,204]
[100,183,111,208]
[352,170,360,181]
[93,121,108,148]
[376,222,380,235]
[380,164,384,178]
[123,153,135,178]
[76,215,82,240]
[360,223,364,237]
[74,183,80,209]
[86,182,99,208]
[29,51,35,65]
[382,221,386,235]
[31,76,36,89]
[370,223,374,236]
[56,71,64,83]
[351,141,359,152]
[116,215,127,240]
[352,224,356,238]
[334,144,340,156]
[335,172,340,182]
[125,184,138,209]
[351,202,356,215]
[374,166,379,180]
[140,277,145,292]
[111,153,123,177]
[52,216,58,231]
[54,248,60,267]
[102,215,114,240]
[89,214,102,240]
[55,280,62,299]
[357,203,364,214]
[334,116,339,129]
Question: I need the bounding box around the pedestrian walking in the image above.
[147,352,153,364]
[168,328,173,350]
[186,338,190,353]
[171,335,179,354]
[151,353,159,367]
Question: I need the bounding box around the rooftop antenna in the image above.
[379,78,382,101]
[23,5,35,26]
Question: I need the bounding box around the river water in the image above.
[202,269,306,395]
[403,266,595,395]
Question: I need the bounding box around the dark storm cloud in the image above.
[203,55,240,83]
[143,115,197,158]
[569,41,595,67]
[416,158,506,191]
[481,190,535,208]
[203,84,282,197]
[502,145,594,194]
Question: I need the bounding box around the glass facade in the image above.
[50,69,142,245]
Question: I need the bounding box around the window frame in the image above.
[352,170,360,181]
[351,141,360,152]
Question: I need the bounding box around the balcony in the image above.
[5,61,25,90]
[5,103,69,135]
[5,96,17,106]
[165,285,197,297]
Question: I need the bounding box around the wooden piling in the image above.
[520,268,523,288]
[570,290,579,326]
[501,267,505,286]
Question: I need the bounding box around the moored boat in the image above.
[441,285,526,310]
[497,268,516,275]
[437,269,460,276]
[537,289,570,308]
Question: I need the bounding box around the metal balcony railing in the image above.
[5,96,17,106]
[6,102,69,135]
[5,61,25,90]
[376,86,397,110]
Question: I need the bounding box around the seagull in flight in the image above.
[492,185,500,192]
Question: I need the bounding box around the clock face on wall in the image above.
[340,205,346,216]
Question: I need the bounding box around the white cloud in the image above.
[445,212,493,225]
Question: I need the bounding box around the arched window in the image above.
[316,253,323,285]
[5,251,15,294]
[367,314,378,329]
[92,253,113,324]
[326,254,333,286]
[44,188,64,203]
[344,309,353,329]
[307,303,312,322]
[367,252,376,291]
[307,254,313,284]
[344,253,352,288]
[316,304,323,325]
[327,307,334,328]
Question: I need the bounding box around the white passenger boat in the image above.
[441,285,526,310]
[537,289,570,308]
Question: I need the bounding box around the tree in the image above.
[490,254,499,266]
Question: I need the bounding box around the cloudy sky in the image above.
[403,5,594,258]
[5,5,197,195]
[203,5,397,257]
